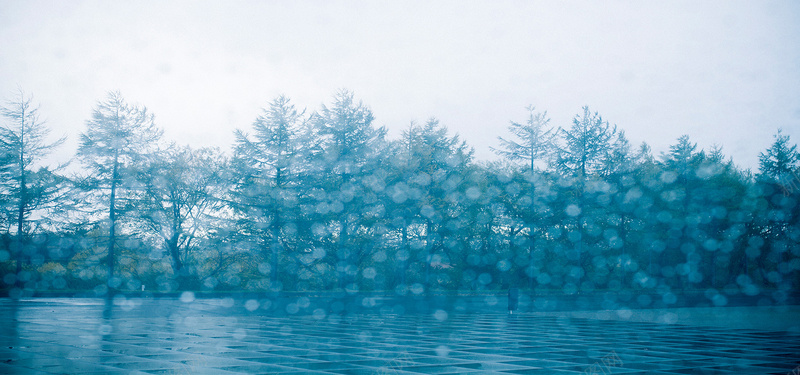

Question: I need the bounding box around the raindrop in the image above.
[435,345,451,357]
[98,324,112,335]
[372,251,387,262]
[536,273,552,285]
[180,291,195,303]
[396,249,410,261]
[395,284,409,296]
[362,267,377,279]
[244,299,260,311]
[466,186,481,200]
[421,205,435,218]
[565,204,582,217]
[660,171,677,184]
[616,309,633,319]
[312,308,327,320]
[233,328,247,340]
[496,260,511,272]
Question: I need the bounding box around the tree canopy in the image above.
[1,89,797,305]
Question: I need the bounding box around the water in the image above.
[1,296,799,374]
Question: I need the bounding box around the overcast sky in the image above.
[1,0,798,171]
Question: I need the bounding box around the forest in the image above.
[1,89,798,301]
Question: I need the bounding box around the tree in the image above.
[756,130,800,292]
[663,135,702,176]
[555,107,617,290]
[600,131,635,178]
[306,90,388,290]
[0,89,66,284]
[136,145,227,290]
[695,145,748,289]
[76,91,162,290]
[656,135,708,288]
[593,131,638,288]
[492,106,556,289]
[391,119,472,290]
[0,134,12,233]
[759,129,800,191]
[492,106,555,173]
[556,107,617,177]
[231,95,304,289]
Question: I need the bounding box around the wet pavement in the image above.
[1,296,799,374]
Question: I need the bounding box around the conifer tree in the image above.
[232,95,304,288]
[555,107,616,289]
[76,91,162,290]
[0,89,66,283]
[492,106,555,289]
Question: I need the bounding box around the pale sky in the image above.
[1,0,798,171]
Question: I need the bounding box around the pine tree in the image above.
[555,107,617,290]
[756,130,800,291]
[0,89,66,285]
[232,95,304,289]
[658,135,707,288]
[76,91,162,291]
[492,106,555,174]
[759,129,800,191]
[492,106,556,290]
[307,90,387,290]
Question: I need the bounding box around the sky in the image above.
[1,0,798,171]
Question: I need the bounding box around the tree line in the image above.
[1,89,798,299]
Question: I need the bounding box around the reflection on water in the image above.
[0,296,799,374]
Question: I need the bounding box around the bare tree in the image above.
[135,145,228,289]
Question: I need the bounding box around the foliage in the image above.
[75,91,163,286]
[0,89,68,286]
[1,90,798,303]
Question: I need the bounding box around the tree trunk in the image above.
[424,219,433,289]
[619,213,629,287]
[14,173,25,287]
[576,174,585,290]
[272,168,283,286]
[338,217,350,289]
[14,112,26,288]
[270,226,280,285]
[400,221,408,286]
[107,156,119,290]
[168,232,184,288]
[528,227,536,290]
